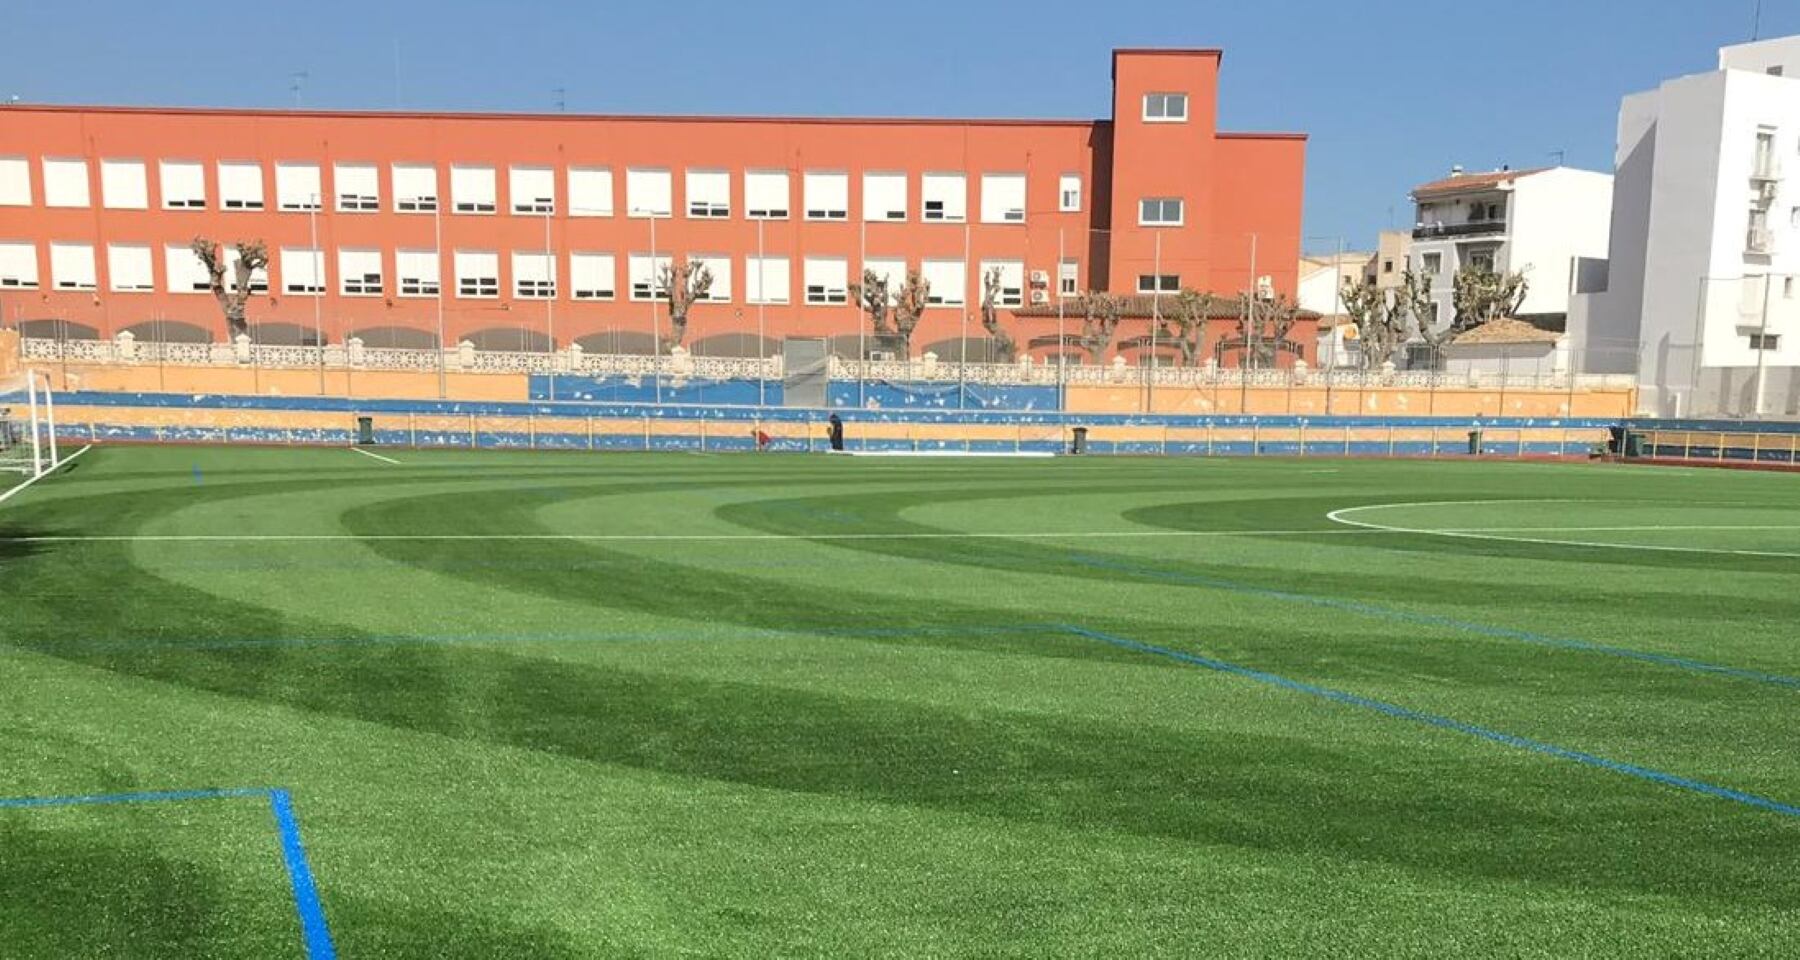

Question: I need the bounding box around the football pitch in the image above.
[2,445,1797,958]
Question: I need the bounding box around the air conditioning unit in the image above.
[868,350,896,361]
[1759,181,1780,205]
[1256,275,1276,300]
[1029,290,1050,304]
[1029,270,1050,286]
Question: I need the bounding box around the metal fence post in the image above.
[1297,421,1306,457]
[1387,425,1395,458]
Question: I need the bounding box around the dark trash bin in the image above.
[356,416,375,445]
[1070,426,1088,455]
[1467,429,1483,456]
[1625,432,1646,459]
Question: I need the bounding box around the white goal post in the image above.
[0,369,60,479]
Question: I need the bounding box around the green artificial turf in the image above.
[2,445,1797,958]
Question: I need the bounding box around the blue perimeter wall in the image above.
[533,375,1061,411]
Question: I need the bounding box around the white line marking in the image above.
[1325,499,1800,559]
[0,445,93,507]
[350,447,401,465]
[9,527,1404,544]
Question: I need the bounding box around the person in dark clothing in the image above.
[827,414,845,452]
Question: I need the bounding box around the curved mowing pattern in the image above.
[3,446,1800,957]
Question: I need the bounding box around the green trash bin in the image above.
[1467,429,1483,456]
[1624,432,1645,459]
[1070,426,1088,455]
[356,416,375,445]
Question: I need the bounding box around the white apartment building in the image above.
[1409,166,1613,348]
[1582,35,1800,416]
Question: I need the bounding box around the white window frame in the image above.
[512,250,557,298]
[50,242,97,291]
[226,247,269,293]
[0,157,29,207]
[569,252,616,300]
[625,168,673,218]
[393,163,438,213]
[339,248,384,296]
[163,243,211,293]
[863,171,907,222]
[509,165,556,215]
[979,173,1026,224]
[451,164,497,214]
[335,162,380,212]
[454,249,500,298]
[275,162,323,211]
[1143,92,1189,122]
[921,172,966,223]
[107,243,155,292]
[980,259,1025,307]
[0,241,40,290]
[685,169,731,219]
[745,255,791,304]
[629,253,672,301]
[42,158,91,208]
[803,170,849,221]
[1136,274,1181,294]
[280,247,326,294]
[100,159,148,210]
[1059,173,1082,213]
[218,160,265,211]
[396,249,441,297]
[568,167,614,218]
[690,254,732,302]
[1138,197,1184,226]
[745,170,790,220]
[803,256,849,305]
[862,257,905,303]
[921,258,966,306]
[158,160,206,209]
[1059,258,1080,296]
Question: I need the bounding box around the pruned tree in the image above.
[191,238,268,338]
[1076,292,1123,363]
[978,266,1017,362]
[1228,292,1302,368]
[849,269,894,352]
[1434,266,1529,347]
[890,270,931,356]
[656,259,714,349]
[1159,288,1211,366]
[1339,275,1412,371]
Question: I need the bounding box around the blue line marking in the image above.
[1067,553,1800,690]
[269,789,336,960]
[1059,624,1800,819]
[0,785,337,957]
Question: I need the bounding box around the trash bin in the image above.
[1625,431,1646,459]
[1070,426,1088,455]
[356,416,375,445]
[1467,429,1483,456]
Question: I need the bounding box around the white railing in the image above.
[18,336,1638,392]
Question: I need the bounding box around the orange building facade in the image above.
[0,49,1305,364]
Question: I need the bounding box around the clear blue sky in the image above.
[8,0,1795,251]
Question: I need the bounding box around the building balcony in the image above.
[1413,220,1507,240]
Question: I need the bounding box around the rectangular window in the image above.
[339,248,383,296]
[108,244,155,292]
[393,163,438,212]
[746,256,791,304]
[863,171,907,222]
[685,169,730,219]
[1059,173,1082,212]
[803,170,849,221]
[43,158,90,208]
[745,170,790,219]
[163,244,211,293]
[225,247,269,293]
[513,250,556,298]
[626,168,672,217]
[100,159,148,210]
[1143,92,1189,121]
[219,161,264,210]
[863,257,905,302]
[280,247,325,294]
[629,253,672,300]
[1422,252,1443,275]
[803,256,848,305]
[454,250,499,298]
[0,242,38,289]
[979,173,1026,224]
[1059,258,1079,296]
[451,165,497,214]
[1136,274,1180,294]
[922,172,966,222]
[509,165,555,214]
[275,162,322,211]
[921,258,965,306]
[690,254,731,301]
[396,249,440,297]
[569,252,616,300]
[568,167,613,217]
[49,242,96,291]
[1138,197,1183,226]
[335,162,379,212]
[0,157,29,206]
[1750,332,1781,350]
[158,160,205,209]
[981,259,1024,306]
[1467,249,1497,272]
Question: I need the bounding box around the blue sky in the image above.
[7,1,1795,250]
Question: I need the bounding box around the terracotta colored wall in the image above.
[0,49,1304,362]
[32,364,525,400]
[0,330,17,377]
[1066,383,1636,418]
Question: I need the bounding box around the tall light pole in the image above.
[544,208,556,400]
[960,218,971,410]
[1241,232,1259,414]
[757,217,767,408]
[1148,230,1161,411]
[858,216,867,409]
[433,199,447,399]
[309,193,325,394]
[1056,227,1066,411]
[632,207,664,404]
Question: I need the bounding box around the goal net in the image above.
[0,371,59,479]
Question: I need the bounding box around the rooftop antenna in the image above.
[1550,149,1566,166]
[289,71,309,108]
[1753,0,1764,41]
[554,87,567,112]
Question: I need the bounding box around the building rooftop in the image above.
[1451,317,1563,345]
[1412,167,1552,198]
[1014,294,1320,321]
